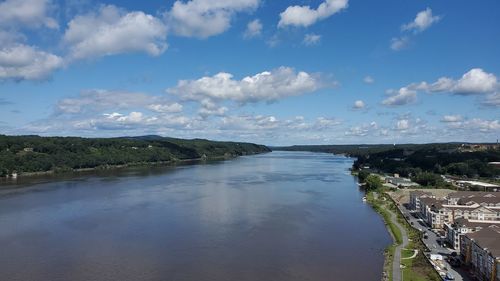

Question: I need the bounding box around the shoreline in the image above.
[365,191,399,281]
[366,189,442,281]
[0,152,269,186]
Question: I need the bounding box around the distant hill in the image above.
[0,135,270,177]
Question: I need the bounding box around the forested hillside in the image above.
[275,143,500,180]
[0,135,270,176]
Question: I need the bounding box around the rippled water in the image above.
[0,151,391,281]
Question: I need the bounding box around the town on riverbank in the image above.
[359,172,500,281]
[279,142,500,280]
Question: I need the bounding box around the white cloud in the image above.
[0,0,58,29]
[0,44,63,80]
[363,76,374,84]
[56,89,178,114]
[441,115,462,123]
[390,8,441,51]
[244,19,262,39]
[396,119,410,131]
[313,117,341,130]
[63,5,167,60]
[166,0,260,38]
[104,111,145,123]
[388,68,500,107]
[483,93,500,107]
[0,30,26,47]
[278,0,348,28]
[148,103,183,113]
[452,68,498,95]
[402,8,441,33]
[344,121,378,137]
[421,68,498,95]
[382,87,417,106]
[345,126,368,137]
[390,36,410,51]
[445,118,500,132]
[167,66,327,104]
[468,119,500,132]
[197,99,228,118]
[303,33,321,46]
[353,100,365,109]
[383,68,499,108]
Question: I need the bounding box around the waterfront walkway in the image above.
[388,208,409,281]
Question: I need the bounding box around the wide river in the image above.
[0,151,391,281]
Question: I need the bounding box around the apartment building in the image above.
[413,191,500,229]
[444,218,500,251]
[460,227,500,281]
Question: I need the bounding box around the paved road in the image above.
[396,202,473,281]
[387,209,409,281]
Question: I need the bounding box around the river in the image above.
[0,151,391,281]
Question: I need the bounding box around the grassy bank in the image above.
[367,190,441,281]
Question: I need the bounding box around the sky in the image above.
[0,0,499,146]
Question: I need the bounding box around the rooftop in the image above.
[466,227,500,258]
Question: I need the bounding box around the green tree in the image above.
[358,170,370,182]
[365,175,383,190]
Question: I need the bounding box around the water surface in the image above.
[0,151,391,281]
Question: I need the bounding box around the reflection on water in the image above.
[0,151,391,281]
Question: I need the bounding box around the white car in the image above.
[446,272,455,280]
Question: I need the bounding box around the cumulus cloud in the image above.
[363,76,374,84]
[344,122,378,137]
[467,119,500,132]
[0,44,63,80]
[442,118,500,133]
[0,0,58,29]
[244,19,263,39]
[412,68,498,95]
[387,68,500,106]
[167,66,328,105]
[104,111,145,123]
[63,5,168,60]
[148,103,183,113]
[449,68,498,95]
[441,115,463,123]
[303,33,321,46]
[402,8,441,33]
[483,93,500,107]
[56,89,180,115]
[353,100,365,110]
[0,30,27,47]
[166,0,260,38]
[395,119,410,130]
[382,87,417,106]
[390,8,441,51]
[390,36,410,51]
[278,0,348,28]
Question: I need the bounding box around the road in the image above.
[395,201,473,281]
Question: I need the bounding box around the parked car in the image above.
[446,272,455,280]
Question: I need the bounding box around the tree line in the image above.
[0,135,270,176]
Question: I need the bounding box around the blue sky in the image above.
[0,0,499,145]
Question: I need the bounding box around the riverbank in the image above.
[366,190,441,281]
[0,135,271,178]
[3,153,264,179]
[0,152,271,190]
